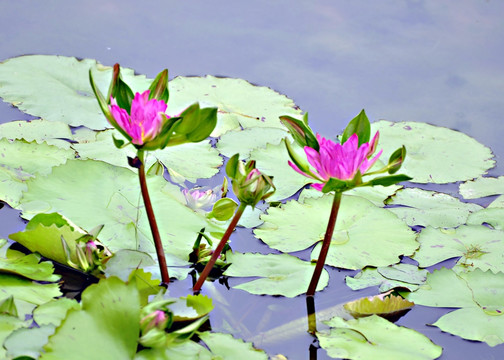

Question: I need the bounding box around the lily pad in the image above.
[169,294,214,322]
[41,277,140,360]
[299,185,402,207]
[459,176,504,199]
[223,252,329,297]
[0,55,151,129]
[0,314,30,360]
[168,75,301,137]
[318,315,442,360]
[0,253,60,282]
[371,121,495,184]
[405,268,504,347]
[385,188,482,228]
[0,119,73,149]
[0,139,74,207]
[4,324,56,360]
[255,194,417,270]
[343,294,414,319]
[0,273,61,307]
[412,225,504,273]
[489,195,504,208]
[216,127,287,159]
[346,263,428,292]
[33,298,80,327]
[467,207,504,230]
[198,332,268,360]
[18,159,222,262]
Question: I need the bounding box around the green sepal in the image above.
[89,69,132,142]
[366,174,412,187]
[109,64,134,113]
[341,109,371,146]
[226,154,241,179]
[279,114,319,151]
[388,145,407,174]
[168,103,218,145]
[187,106,218,142]
[284,139,313,175]
[147,69,169,103]
[112,134,126,149]
[141,114,182,151]
[208,198,238,221]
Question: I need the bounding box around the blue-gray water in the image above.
[1,1,503,359]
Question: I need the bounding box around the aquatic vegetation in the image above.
[0,55,503,358]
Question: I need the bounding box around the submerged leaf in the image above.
[343,294,414,320]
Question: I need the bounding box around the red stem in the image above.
[306,191,342,296]
[193,203,246,293]
[138,159,170,286]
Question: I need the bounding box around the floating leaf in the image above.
[343,294,414,319]
[255,195,417,270]
[0,139,74,207]
[371,121,495,183]
[4,324,56,360]
[318,315,442,360]
[198,332,268,360]
[459,176,504,199]
[223,252,328,297]
[412,225,504,273]
[0,119,72,149]
[385,188,482,228]
[405,268,504,347]
[0,273,61,307]
[42,277,140,360]
[217,127,287,159]
[346,263,428,292]
[0,314,29,360]
[33,298,79,327]
[168,75,301,137]
[0,253,60,282]
[19,160,222,262]
[0,55,151,129]
[169,294,214,322]
[467,207,504,230]
[489,195,504,208]
[134,340,211,360]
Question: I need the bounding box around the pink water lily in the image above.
[289,132,382,191]
[109,90,168,145]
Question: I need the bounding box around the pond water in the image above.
[1,1,503,359]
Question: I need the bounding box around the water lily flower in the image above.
[182,185,222,212]
[288,132,382,191]
[109,90,168,146]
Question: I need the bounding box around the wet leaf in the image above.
[318,315,442,359]
[41,277,140,360]
[223,252,328,297]
[0,55,151,129]
[371,121,494,183]
[459,176,504,199]
[346,264,428,292]
[255,194,417,269]
[343,294,414,319]
[385,188,482,228]
[168,75,301,137]
[412,225,504,273]
[0,253,60,282]
[0,139,74,207]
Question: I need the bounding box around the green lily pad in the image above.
[198,332,268,360]
[4,324,56,360]
[168,75,301,137]
[343,294,414,319]
[412,225,504,273]
[42,277,140,360]
[223,252,329,297]
[459,176,504,199]
[169,294,214,322]
[255,194,417,270]
[489,195,504,208]
[18,160,221,262]
[33,298,80,327]
[405,268,504,346]
[0,314,30,360]
[318,315,442,360]
[0,55,151,129]
[0,119,73,149]
[346,264,428,292]
[216,127,287,159]
[467,207,504,230]
[134,340,211,360]
[0,139,74,207]
[371,121,495,184]
[385,188,482,228]
[0,253,60,282]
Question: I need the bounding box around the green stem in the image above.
[193,203,247,293]
[137,150,170,286]
[306,191,342,297]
